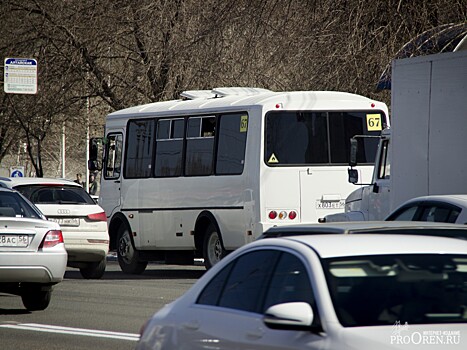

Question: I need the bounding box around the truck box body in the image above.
[390,50,467,211]
[324,50,467,222]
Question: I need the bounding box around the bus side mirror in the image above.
[88,160,99,172]
[88,138,103,171]
[349,138,358,167]
[90,138,100,161]
[348,168,359,184]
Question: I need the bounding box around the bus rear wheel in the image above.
[117,225,148,274]
[203,224,226,269]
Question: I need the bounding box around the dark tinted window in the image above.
[216,114,248,175]
[218,250,280,312]
[0,191,42,218]
[262,252,313,311]
[155,118,184,177]
[125,119,154,178]
[15,185,95,205]
[197,261,234,306]
[185,116,215,176]
[265,111,385,166]
[387,203,461,224]
[419,205,460,223]
[387,206,418,221]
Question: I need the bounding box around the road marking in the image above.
[0,323,140,341]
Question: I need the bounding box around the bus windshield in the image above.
[265,111,386,166]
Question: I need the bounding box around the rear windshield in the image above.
[0,191,43,218]
[14,185,95,205]
[265,110,386,166]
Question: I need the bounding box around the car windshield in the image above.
[322,254,467,327]
[0,191,43,219]
[14,185,95,205]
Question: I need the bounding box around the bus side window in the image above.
[155,118,184,177]
[186,116,216,176]
[216,113,247,175]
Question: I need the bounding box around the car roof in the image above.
[0,177,81,188]
[271,233,467,258]
[262,221,467,237]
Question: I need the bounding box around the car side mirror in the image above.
[263,302,314,331]
[348,168,359,184]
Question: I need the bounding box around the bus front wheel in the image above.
[203,224,226,269]
[117,225,148,274]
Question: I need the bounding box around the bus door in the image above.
[300,167,349,222]
[100,132,123,218]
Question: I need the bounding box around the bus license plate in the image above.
[0,235,29,247]
[316,200,345,209]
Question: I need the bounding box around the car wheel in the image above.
[203,223,226,269]
[21,289,52,311]
[79,259,107,279]
[117,225,147,274]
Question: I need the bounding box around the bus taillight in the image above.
[268,211,277,219]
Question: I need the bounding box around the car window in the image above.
[323,254,467,327]
[262,252,314,311]
[0,191,43,218]
[197,261,234,306]
[197,250,280,313]
[420,206,460,223]
[387,205,418,221]
[14,185,96,205]
[197,249,321,321]
[218,250,279,312]
[388,203,461,223]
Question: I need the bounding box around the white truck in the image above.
[324,49,467,222]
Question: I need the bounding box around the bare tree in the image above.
[1,0,466,176]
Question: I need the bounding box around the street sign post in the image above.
[4,58,38,94]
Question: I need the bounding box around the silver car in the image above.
[0,177,109,279]
[0,188,67,311]
[137,223,467,350]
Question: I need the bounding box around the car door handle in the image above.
[114,180,121,184]
[182,321,200,331]
[246,328,264,339]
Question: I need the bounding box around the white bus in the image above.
[89,87,389,273]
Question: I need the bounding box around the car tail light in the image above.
[288,211,297,220]
[87,212,107,222]
[40,230,64,249]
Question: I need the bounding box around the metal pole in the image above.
[61,122,66,178]
[85,96,90,191]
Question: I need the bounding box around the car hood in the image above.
[338,324,466,350]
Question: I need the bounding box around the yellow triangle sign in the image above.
[268,153,279,164]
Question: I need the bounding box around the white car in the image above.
[386,194,467,224]
[0,187,67,311]
[0,177,109,279]
[137,223,467,349]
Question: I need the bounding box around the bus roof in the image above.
[107,88,387,119]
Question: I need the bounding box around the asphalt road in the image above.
[0,260,205,350]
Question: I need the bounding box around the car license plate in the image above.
[0,235,29,247]
[49,218,80,226]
